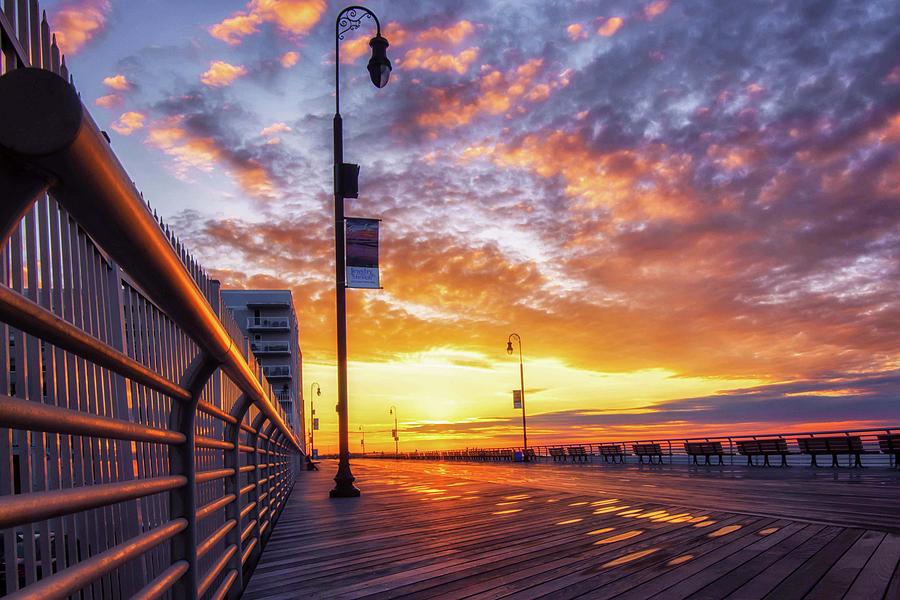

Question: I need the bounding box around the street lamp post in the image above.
[308,382,321,470]
[389,405,399,458]
[330,6,392,499]
[359,425,366,455]
[507,333,528,459]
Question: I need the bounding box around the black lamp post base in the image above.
[329,483,361,498]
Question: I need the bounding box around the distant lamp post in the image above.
[389,405,399,458]
[359,425,366,455]
[330,5,392,499]
[308,382,321,470]
[507,333,528,459]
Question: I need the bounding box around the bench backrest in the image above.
[632,443,662,455]
[798,436,864,453]
[567,446,587,455]
[684,441,724,455]
[599,445,624,455]
[736,438,788,454]
[549,447,565,456]
[878,434,900,453]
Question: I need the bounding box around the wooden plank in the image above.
[841,533,900,599]
[802,529,885,599]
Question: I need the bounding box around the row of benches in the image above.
[545,434,900,467]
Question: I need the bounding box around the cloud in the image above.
[280,51,299,68]
[399,47,479,75]
[416,20,475,45]
[644,1,670,20]
[414,58,563,129]
[567,24,588,41]
[50,0,110,55]
[94,94,121,108]
[260,122,291,137]
[200,61,248,87]
[208,0,326,45]
[598,17,624,37]
[110,111,145,135]
[102,74,131,91]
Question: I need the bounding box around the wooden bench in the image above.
[567,446,591,462]
[797,435,876,467]
[523,448,537,462]
[549,447,566,462]
[632,443,665,464]
[736,438,793,467]
[878,434,900,467]
[598,444,625,463]
[684,441,729,465]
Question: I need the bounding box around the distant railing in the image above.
[0,3,303,598]
[250,342,290,354]
[381,426,900,468]
[246,318,289,330]
[262,366,292,379]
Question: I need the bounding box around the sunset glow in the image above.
[46,0,900,453]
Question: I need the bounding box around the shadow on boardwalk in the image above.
[243,459,900,599]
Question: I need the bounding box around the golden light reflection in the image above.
[556,518,583,525]
[431,495,461,501]
[694,520,717,528]
[591,499,619,506]
[587,527,615,536]
[504,494,529,500]
[493,509,522,515]
[708,524,742,538]
[594,505,630,514]
[593,530,643,545]
[667,555,694,566]
[601,548,659,568]
[568,501,588,506]
[758,527,780,536]
[616,509,642,516]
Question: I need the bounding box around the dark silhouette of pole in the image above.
[507,333,528,459]
[330,6,391,498]
[308,382,320,470]
[390,405,399,457]
[359,425,366,455]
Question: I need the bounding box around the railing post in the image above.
[223,394,249,599]
[171,353,217,600]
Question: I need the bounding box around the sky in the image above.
[42,0,899,453]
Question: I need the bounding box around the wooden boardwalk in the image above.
[243,459,900,599]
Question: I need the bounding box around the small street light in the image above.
[308,382,321,470]
[507,333,529,460]
[359,425,366,455]
[330,5,392,498]
[389,405,399,458]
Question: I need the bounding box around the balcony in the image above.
[262,365,291,379]
[251,342,291,356]
[247,317,289,331]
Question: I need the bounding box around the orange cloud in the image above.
[341,22,408,64]
[416,20,474,45]
[51,0,110,55]
[644,1,670,19]
[94,94,121,108]
[208,0,325,45]
[566,24,588,41]
[102,74,131,91]
[416,58,566,129]
[200,61,247,87]
[465,131,695,220]
[400,47,479,75]
[280,51,299,68]
[110,111,145,136]
[145,117,274,199]
[598,17,624,37]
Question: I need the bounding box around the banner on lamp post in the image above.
[313,418,319,431]
[513,389,522,409]
[346,217,380,289]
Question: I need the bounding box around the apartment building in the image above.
[222,290,304,439]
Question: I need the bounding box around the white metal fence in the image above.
[0,2,303,598]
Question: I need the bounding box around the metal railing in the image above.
[262,366,291,379]
[250,342,290,355]
[0,3,303,598]
[245,318,289,330]
[384,426,900,468]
